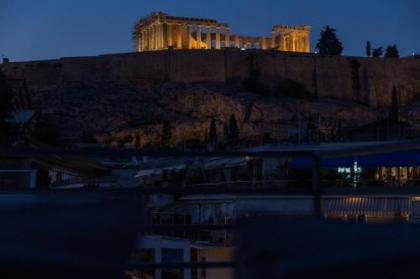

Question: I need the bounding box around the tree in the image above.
[208,118,218,147]
[315,25,343,55]
[0,68,13,145]
[385,44,400,58]
[223,122,229,144]
[134,134,141,149]
[365,40,371,57]
[390,86,399,122]
[161,120,172,148]
[372,47,383,58]
[228,114,240,147]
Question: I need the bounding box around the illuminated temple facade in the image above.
[133,12,311,53]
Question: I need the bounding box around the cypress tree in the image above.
[223,122,229,144]
[365,40,371,57]
[161,120,172,148]
[228,114,240,147]
[315,25,343,55]
[208,118,218,146]
[134,134,141,149]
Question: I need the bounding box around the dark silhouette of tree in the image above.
[208,118,218,147]
[315,25,343,55]
[390,86,399,122]
[385,44,400,58]
[0,68,13,145]
[160,120,172,148]
[223,122,229,144]
[228,114,240,147]
[365,40,371,57]
[372,47,383,58]
[134,134,141,149]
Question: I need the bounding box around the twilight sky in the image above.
[0,0,419,62]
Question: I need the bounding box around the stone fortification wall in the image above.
[2,50,420,108]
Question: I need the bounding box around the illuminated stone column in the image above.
[160,23,164,49]
[305,36,310,52]
[260,37,266,50]
[176,24,183,49]
[206,26,212,49]
[161,23,167,49]
[278,33,284,51]
[143,30,147,51]
[155,24,159,49]
[152,25,157,50]
[281,33,287,51]
[157,24,162,49]
[224,28,230,48]
[150,25,154,50]
[284,35,290,51]
[159,24,163,49]
[271,31,276,49]
[145,28,149,50]
[147,27,152,50]
[234,34,240,48]
[215,27,221,49]
[196,25,202,49]
[187,24,193,49]
[139,31,144,51]
[298,37,303,52]
[167,23,173,47]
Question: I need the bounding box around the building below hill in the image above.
[133,12,311,53]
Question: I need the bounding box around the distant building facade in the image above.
[133,12,311,52]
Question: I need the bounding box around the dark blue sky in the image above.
[1,0,419,61]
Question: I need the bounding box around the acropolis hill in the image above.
[1,13,420,145]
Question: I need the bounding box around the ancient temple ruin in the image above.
[133,12,311,53]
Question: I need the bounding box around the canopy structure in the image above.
[245,141,420,168]
[291,150,420,168]
[135,157,248,178]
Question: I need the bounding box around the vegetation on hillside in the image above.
[372,47,384,58]
[385,45,400,58]
[365,40,371,57]
[316,25,343,55]
[160,120,172,148]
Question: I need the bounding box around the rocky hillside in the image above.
[26,80,381,147]
[2,50,419,147]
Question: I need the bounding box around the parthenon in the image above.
[133,12,311,53]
